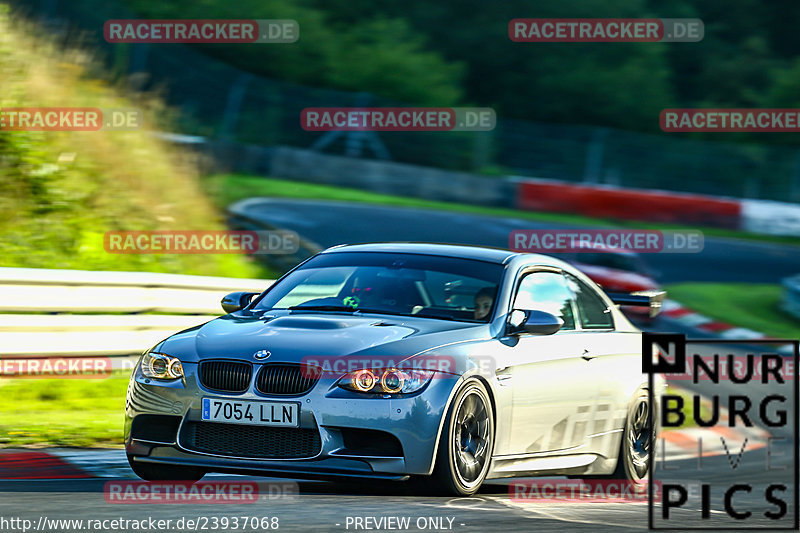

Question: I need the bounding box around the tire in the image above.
[610,387,655,485]
[430,380,494,496]
[127,455,205,482]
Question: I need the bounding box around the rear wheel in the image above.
[611,387,655,484]
[127,455,205,482]
[430,380,494,496]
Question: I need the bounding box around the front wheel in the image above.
[127,455,205,482]
[430,380,494,496]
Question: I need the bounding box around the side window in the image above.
[567,274,614,330]
[513,271,575,331]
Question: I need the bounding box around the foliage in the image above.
[0,10,269,277]
[114,0,800,143]
[121,0,464,107]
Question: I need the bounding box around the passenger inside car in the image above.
[473,286,495,320]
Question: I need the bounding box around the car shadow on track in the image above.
[307,479,510,497]
[0,476,511,498]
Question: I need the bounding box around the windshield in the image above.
[253,252,505,323]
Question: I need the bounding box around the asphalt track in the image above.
[234,198,800,284]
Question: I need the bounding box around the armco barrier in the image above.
[267,146,518,208]
[183,140,800,237]
[515,178,742,228]
[263,147,799,236]
[0,268,274,357]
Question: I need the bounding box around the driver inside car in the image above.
[346,269,424,312]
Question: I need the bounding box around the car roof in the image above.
[320,242,563,266]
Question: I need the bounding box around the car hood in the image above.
[156,312,485,363]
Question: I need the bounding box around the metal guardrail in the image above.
[0,268,275,357]
[782,274,800,321]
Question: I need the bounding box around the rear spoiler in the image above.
[606,290,667,317]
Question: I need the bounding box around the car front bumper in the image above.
[124,362,461,479]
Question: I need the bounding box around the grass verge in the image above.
[0,7,269,279]
[665,282,799,340]
[0,370,130,448]
[205,174,800,248]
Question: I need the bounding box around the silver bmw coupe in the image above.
[125,243,661,495]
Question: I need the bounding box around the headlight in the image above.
[141,352,183,380]
[338,368,434,395]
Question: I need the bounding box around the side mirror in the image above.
[221,292,258,314]
[507,309,563,336]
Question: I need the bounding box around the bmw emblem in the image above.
[253,350,271,360]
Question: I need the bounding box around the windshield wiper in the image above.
[288,305,468,321]
[351,308,411,317]
[413,313,462,322]
[288,305,358,312]
[288,305,413,317]
[411,310,484,322]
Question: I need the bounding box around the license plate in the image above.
[201,398,300,427]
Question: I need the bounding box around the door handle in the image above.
[581,349,597,361]
[495,367,513,385]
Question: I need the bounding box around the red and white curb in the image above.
[49,449,135,478]
[0,449,244,480]
[660,299,795,355]
[0,449,129,479]
[660,425,769,462]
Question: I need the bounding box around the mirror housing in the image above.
[507,309,563,336]
[221,291,258,314]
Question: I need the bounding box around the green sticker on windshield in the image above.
[342,296,360,309]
